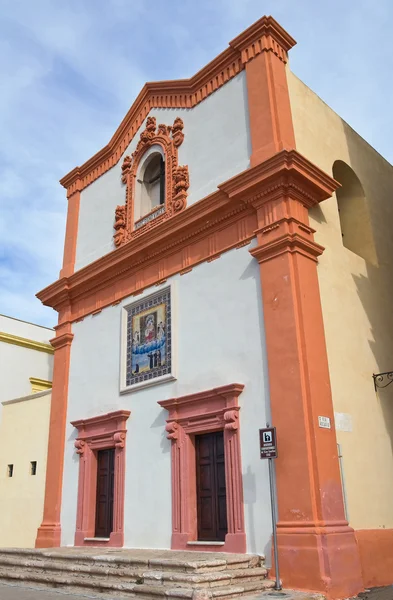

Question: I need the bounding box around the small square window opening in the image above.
[30,461,37,476]
[7,464,13,477]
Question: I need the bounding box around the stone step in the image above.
[0,548,262,573]
[0,547,272,600]
[0,568,275,599]
[144,567,269,588]
[0,555,268,588]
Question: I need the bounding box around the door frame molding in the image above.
[159,383,246,552]
[71,410,130,547]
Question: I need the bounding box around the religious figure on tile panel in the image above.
[125,287,171,387]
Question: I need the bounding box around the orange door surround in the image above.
[71,410,130,548]
[159,384,246,553]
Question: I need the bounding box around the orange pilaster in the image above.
[60,180,81,278]
[248,152,363,599]
[241,20,364,598]
[230,16,296,166]
[35,320,73,548]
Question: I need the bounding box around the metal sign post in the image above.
[259,424,281,591]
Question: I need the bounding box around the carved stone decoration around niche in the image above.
[113,116,189,247]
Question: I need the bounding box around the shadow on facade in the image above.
[344,119,393,455]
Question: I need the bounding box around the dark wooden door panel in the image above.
[196,431,228,541]
[95,448,115,538]
[199,497,214,532]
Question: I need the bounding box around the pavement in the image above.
[0,583,101,599]
[0,583,320,600]
[357,588,393,600]
[0,582,392,600]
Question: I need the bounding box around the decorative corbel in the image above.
[114,432,126,449]
[224,409,239,431]
[74,439,85,455]
[165,421,179,440]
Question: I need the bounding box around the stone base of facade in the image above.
[0,547,273,600]
[35,523,61,548]
[356,528,393,589]
[275,525,364,599]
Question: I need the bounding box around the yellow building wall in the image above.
[287,70,393,530]
[0,391,51,547]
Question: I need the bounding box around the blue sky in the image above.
[1,0,392,328]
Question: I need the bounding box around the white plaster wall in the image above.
[62,244,272,556]
[0,315,53,343]
[74,72,251,270]
[0,315,54,403]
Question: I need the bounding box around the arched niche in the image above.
[134,145,165,222]
[114,116,189,247]
[333,160,377,264]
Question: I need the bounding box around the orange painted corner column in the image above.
[247,152,363,599]
[35,317,73,548]
[240,19,364,598]
[37,176,78,547]
[59,177,81,279]
[230,15,296,166]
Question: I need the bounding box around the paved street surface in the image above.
[0,583,115,600]
[0,582,392,600]
[358,587,393,600]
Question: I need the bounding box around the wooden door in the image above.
[95,448,115,538]
[196,431,228,541]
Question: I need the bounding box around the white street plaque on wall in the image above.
[318,416,331,429]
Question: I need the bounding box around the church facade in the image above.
[35,16,393,600]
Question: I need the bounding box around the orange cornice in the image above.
[38,150,337,319]
[71,410,131,431]
[38,186,235,309]
[50,332,74,350]
[159,383,245,412]
[229,15,296,63]
[59,16,296,196]
[219,150,338,205]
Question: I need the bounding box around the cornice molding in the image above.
[59,16,296,195]
[219,149,339,206]
[229,15,296,64]
[2,389,52,406]
[37,150,338,320]
[159,383,245,413]
[50,332,74,350]
[30,377,52,390]
[37,188,238,309]
[0,332,54,354]
[71,409,131,432]
[250,233,325,264]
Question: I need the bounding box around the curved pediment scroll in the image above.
[114,116,189,247]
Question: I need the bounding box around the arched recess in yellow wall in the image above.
[333,160,377,264]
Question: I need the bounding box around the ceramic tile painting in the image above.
[125,287,172,387]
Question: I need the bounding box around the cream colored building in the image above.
[0,315,53,547]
